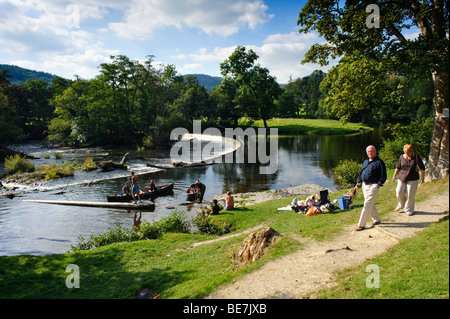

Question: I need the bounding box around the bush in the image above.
[192,212,235,236]
[379,118,433,169]
[71,210,190,251]
[5,154,35,174]
[156,210,191,233]
[37,162,74,181]
[333,159,361,189]
[82,157,98,171]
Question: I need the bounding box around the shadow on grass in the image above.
[0,246,194,299]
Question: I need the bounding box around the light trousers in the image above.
[396,179,419,214]
[358,183,381,227]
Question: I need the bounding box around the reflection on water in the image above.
[0,130,385,256]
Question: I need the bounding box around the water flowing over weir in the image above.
[0,131,385,255]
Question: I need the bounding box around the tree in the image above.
[21,78,53,139]
[0,87,24,144]
[298,0,449,180]
[220,46,281,128]
[211,78,243,126]
[275,89,298,118]
[319,56,393,123]
[0,69,13,85]
[170,75,211,123]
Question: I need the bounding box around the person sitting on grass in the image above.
[209,199,222,216]
[220,191,235,210]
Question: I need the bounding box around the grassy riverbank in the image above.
[245,118,371,135]
[0,173,448,299]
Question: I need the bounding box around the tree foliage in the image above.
[219,46,281,128]
[298,0,449,179]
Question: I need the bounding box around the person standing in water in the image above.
[131,171,142,204]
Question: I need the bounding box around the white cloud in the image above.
[0,1,334,83]
[11,46,119,79]
[108,0,273,38]
[181,31,335,83]
[183,63,203,71]
[189,47,237,62]
[168,53,187,60]
[0,0,123,79]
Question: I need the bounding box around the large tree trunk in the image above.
[426,71,449,181]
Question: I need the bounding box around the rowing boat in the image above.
[107,183,174,202]
[186,182,206,203]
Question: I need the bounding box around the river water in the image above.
[0,130,385,256]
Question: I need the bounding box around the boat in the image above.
[23,200,155,210]
[107,183,174,202]
[186,181,206,203]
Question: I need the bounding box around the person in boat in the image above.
[122,182,131,195]
[149,180,157,192]
[220,191,234,210]
[188,180,206,203]
[131,171,142,204]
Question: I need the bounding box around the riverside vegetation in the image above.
[2,154,98,183]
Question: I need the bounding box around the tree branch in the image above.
[386,23,409,46]
[408,0,433,35]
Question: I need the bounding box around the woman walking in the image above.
[392,144,425,216]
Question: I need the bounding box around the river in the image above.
[0,130,385,256]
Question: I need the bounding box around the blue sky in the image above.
[1,0,334,83]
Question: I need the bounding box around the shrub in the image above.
[155,210,190,234]
[192,212,235,236]
[333,159,361,189]
[37,162,74,181]
[379,117,433,169]
[5,154,35,174]
[82,157,98,171]
[71,210,190,251]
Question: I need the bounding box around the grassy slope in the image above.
[246,118,371,134]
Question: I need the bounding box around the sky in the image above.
[0,0,335,83]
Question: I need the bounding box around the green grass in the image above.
[313,216,449,299]
[0,175,447,299]
[245,118,371,135]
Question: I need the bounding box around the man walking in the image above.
[355,145,387,231]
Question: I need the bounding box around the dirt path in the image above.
[205,191,449,299]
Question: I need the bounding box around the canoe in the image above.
[107,183,174,202]
[186,182,206,202]
[23,200,155,210]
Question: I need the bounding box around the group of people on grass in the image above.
[209,191,235,216]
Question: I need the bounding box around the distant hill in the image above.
[1,64,282,91]
[183,74,223,92]
[0,64,56,85]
